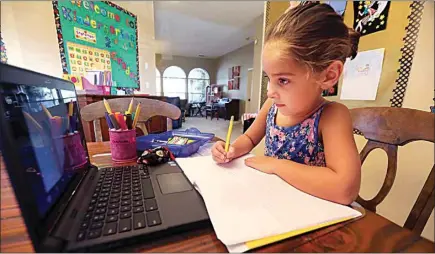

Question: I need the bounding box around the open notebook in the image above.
[176,155,362,252]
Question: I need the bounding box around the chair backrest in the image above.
[180,99,187,109]
[350,107,434,235]
[81,97,181,140]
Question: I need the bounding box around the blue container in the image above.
[136,128,215,158]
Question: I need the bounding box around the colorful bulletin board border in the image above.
[0,30,7,64]
[52,1,140,89]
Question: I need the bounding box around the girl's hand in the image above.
[244,156,276,174]
[211,141,236,163]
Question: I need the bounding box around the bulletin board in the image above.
[52,1,139,89]
[261,1,425,110]
[0,30,7,64]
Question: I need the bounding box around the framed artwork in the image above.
[353,1,391,36]
[233,77,240,90]
[228,65,241,90]
[233,66,240,77]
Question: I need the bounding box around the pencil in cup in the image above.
[108,114,120,130]
[102,98,121,130]
[127,98,134,114]
[132,102,141,129]
[115,112,128,130]
[104,112,114,129]
[125,114,133,130]
[103,98,112,114]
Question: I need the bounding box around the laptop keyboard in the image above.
[76,165,161,241]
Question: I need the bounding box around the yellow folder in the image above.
[245,205,365,250]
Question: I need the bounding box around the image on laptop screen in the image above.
[0,83,89,217]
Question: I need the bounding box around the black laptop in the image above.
[0,63,210,252]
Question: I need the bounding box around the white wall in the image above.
[216,42,254,115]
[250,12,265,113]
[1,1,63,78]
[155,54,217,83]
[1,1,156,94]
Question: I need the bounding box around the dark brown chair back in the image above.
[350,107,434,235]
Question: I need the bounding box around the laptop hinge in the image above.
[40,236,67,253]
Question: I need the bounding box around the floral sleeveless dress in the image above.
[264,103,330,167]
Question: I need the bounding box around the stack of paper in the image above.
[176,155,362,252]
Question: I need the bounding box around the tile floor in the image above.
[179,116,243,143]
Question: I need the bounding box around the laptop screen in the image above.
[0,81,90,217]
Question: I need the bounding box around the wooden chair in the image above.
[179,99,188,122]
[350,107,434,235]
[205,104,219,120]
[80,97,181,141]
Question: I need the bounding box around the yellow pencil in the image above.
[40,103,53,118]
[127,98,134,114]
[225,115,234,152]
[103,98,112,114]
[68,100,74,116]
[132,102,141,129]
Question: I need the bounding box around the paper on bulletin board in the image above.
[66,42,111,78]
[340,48,385,101]
[63,74,83,90]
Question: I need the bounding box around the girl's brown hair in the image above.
[265,3,360,73]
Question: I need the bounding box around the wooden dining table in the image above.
[1,141,434,253]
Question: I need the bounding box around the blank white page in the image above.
[176,155,362,246]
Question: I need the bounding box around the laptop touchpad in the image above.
[157,173,193,194]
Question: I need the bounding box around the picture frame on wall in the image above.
[234,77,240,90]
[228,80,233,90]
[234,66,240,77]
[353,1,391,36]
[227,65,241,90]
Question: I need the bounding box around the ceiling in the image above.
[154,1,264,59]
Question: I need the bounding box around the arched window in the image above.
[188,68,209,102]
[162,66,186,99]
[156,68,161,96]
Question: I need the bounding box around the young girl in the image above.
[212,3,361,205]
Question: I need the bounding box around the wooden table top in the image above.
[1,142,434,253]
